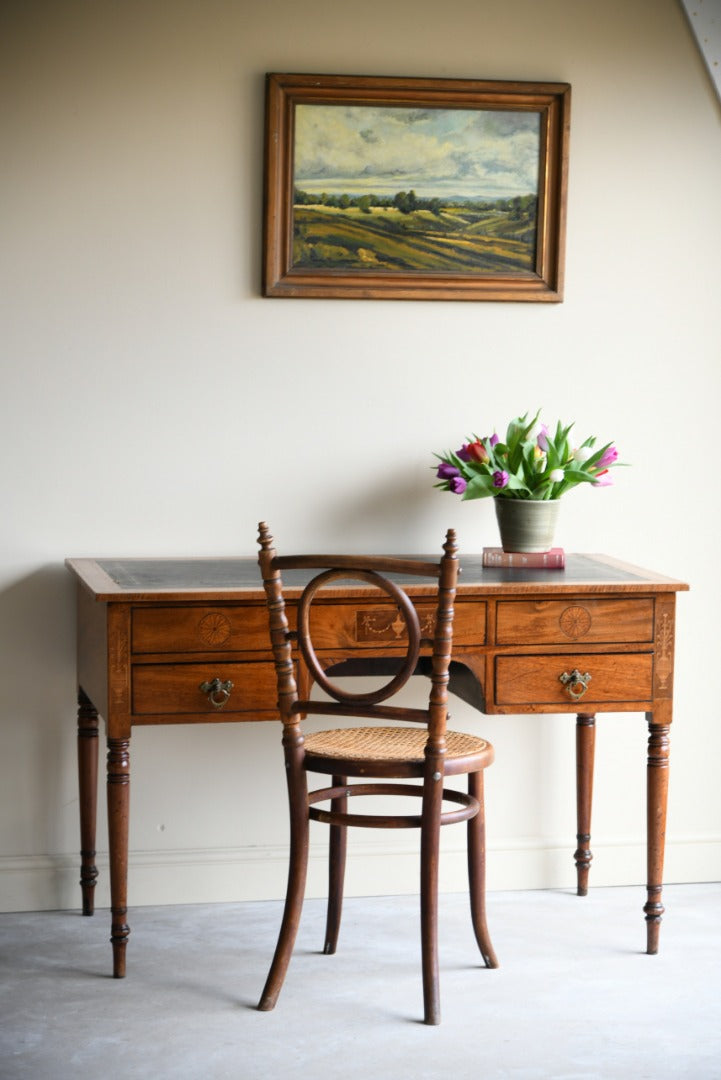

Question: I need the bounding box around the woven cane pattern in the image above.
[304,726,488,763]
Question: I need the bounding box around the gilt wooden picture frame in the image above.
[263,72,570,302]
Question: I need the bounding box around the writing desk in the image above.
[66,553,687,977]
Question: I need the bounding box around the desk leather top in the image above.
[65,554,688,602]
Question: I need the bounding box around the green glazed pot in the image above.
[494,498,561,553]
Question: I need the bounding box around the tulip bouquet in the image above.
[434,411,621,501]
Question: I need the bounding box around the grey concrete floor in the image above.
[1,883,720,1080]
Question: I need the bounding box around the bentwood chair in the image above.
[256,523,497,1025]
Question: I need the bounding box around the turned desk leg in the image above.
[644,721,670,954]
[107,737,131,978]
[77,690,99,916]
[574,713,596,896]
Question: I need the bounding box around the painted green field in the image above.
[292,204,537,274]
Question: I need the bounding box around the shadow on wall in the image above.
[0,564,79,863]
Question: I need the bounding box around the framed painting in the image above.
[263,72,570,302]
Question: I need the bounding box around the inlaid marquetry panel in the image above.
[653,595,676,698]
[131,605,279,654]
[495,598,654,645]
[307,601,485,650]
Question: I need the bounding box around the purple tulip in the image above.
[492,470,509,489]
[595,445,618,470]
[536,424,550,452]
[449,475,467,494]
[489,433,500,446]
[436,462,461,481]
[456,445,471,462]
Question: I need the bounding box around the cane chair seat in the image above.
[304,726,492,768]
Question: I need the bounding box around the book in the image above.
[482,547,565,569]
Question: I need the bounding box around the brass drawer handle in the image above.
[199,677,234,710]
[560,668,592,701]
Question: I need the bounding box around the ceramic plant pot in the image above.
[494,498,560,553]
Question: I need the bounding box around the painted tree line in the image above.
[294,187,537,218]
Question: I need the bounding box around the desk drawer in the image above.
[132,605,274,654]
[495,599,654,645]
[132,662,278,715]
[495,653,653,707]
[308,600,485,650]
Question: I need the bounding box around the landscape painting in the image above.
[293,104,540,275]
[263,74,570,301]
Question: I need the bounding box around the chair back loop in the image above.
[297,568,421,705]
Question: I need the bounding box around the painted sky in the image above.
[294,104,541,200]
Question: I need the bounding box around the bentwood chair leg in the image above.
[323,774,348,955]
[420,773,443,1025]
[258,820,309,1010]
[467,770,498,969]
[258,749,309,1011]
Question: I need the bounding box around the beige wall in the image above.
[1,0,720,912]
